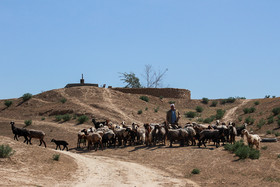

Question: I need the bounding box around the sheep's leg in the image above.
[39,140,42,146]
[100,140,103,151]
[58,145,62,150]
[41,139,47,148]
[66,145,69,151]
[29,138,33,145]
[14,134,19,141]
[55,145,58,150]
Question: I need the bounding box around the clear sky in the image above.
[1,1,279,100]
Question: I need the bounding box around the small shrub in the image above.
[4,100,13,107]
[226,97,236,103]
[41,117,45,121]
[265,95,270,98]
[261,146,268,150]
[266,130,272,135]
[216,109,225,120]
[254,101,260,105]
[22,93,32,102]
[249,107,256,113]
[154,107,159,113]
[278,120,280,127]
[195,106,203,113]
[238,116,243,122]
[139,96,149,102]
[243,108,249,114]
[220,99,227,105]
[202,97,209,104]
[267,116,274,124]
[62,114,71,121]
[24,120,32,126]
[249,149,260,159]
[55,115,62,121]
[235,145,250,159]
[245,116,255,125]
[60,98,67,104]
[197,118,204,123]
[275,132,280,137]
[185,111,196,118]
[278,154,280,158]
[191,168,200,174]
[72,114,77,120]
[77,115,89,124]
[138,110,143,115]
[145,107,148,111]
[272,107,280,116]
[272,96,276,98]
[52,154,60,161]
[168,101,175,104]
[210,101,217,107]
[0,144,14,158]
[257,118,265,129]
[203,116,215,123]
[159,96,163,100]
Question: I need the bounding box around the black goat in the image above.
[198,129,224,148]
[51,139,69,151]
[236,123,247,137]
[10,121,30,143]
[92,118,109,129]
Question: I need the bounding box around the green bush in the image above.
[24,120,32,126]
[62,114,71,121]
[275,132,280,137]
[203,116,215,123]
[138,110,143,115]
[216,109,225,120]
[238,116,243,122]
[159,96,163,100]
[257,118,265,129]
[60,98,67,104]
[202,98,209,104]
[195,106,203,113]
[249,149,260,159]
[278,154,280,158]
[267,116,274,124]
[220,99,227,105]
[245,116,255,125]
[226,97,236,103]
[197,118,204,122]
[243,108,249,114]
[265,95,270,98]
[272,96,276,98]
[185,111,196,118]
[77,115,89,124]
[191,168,200,174]
[249,107,256,113]
[22,93,32,102]
[145,107,148,111]
[154,107,159,113]
[41,117,45,121]
[261,146,268,150]
[0,144,15,158]
[278,120,280,127]
[55,115,62,121]
[266,130,272,135]
[272,107,280,116]
[254,101,260,105]
[168,101,175,104]
[4,100,13,107]
[52,154,60,161]
[235,145,251,159]
[139,96,149,102]
[210,101,218,107]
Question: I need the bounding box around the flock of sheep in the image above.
[10,119,262,152]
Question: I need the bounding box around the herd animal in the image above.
[10,119,262,152]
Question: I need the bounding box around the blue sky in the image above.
[0,1,279,100]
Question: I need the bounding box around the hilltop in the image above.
[1,86,280,186]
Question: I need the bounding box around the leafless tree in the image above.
[143,65,168,88]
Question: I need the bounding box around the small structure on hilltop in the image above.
[65,74,99,88]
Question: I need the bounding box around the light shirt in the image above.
[171,110,176,124]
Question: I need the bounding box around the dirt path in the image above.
[223,99,251,123]
[59,151,199,187]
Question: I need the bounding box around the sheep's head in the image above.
[10,121,15,126]
[51,139,55,142]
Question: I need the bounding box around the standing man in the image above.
[166,104,180,128]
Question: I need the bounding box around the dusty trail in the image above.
[59,151,199,187]
[223,99,251,123]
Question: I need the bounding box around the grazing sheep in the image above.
[236,123,248,137]
[184,126,196,146]
[102,130,116,148]
[10,121,30,143]
[51,139,69,151]
[77,129,87,148]
[198,129,224,148]
[92,118,109,129]
[27,129,47,148]
[241,129,261,150]
[85,132,103,151]
[228,122,237,144]
[154,124,167,146]
[164,122,188,147]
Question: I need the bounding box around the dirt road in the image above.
[60,151,199,187]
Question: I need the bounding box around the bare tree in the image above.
[143,65,168,88]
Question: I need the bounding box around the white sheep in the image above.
[241,129,261,150]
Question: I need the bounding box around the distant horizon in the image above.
[1,1,279,100]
